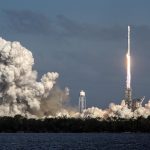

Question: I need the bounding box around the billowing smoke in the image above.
[0,37,150,120]
[0,37,60,117]
[77,100,150,119]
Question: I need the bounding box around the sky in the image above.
[0,0,150,108]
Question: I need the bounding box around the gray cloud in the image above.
[133,25,150,42]
[1,10,126,41]
[56,14,126,41]
[3,9,52,35]
[56,15,150,43]
[2,10,150,43]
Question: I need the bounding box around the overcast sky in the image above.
[0,0,150,108]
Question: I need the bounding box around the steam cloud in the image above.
[0,37,149,120]
[0,37,59,117]
[76,100,150,119]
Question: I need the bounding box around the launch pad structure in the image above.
[124,26,144,110]
[125,87,132,109]
[78,26,144,113]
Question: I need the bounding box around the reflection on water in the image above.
[0,133,149,150]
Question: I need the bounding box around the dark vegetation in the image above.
[0,115,150,132]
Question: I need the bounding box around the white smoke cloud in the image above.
[0,37,150,120]
[133,101,150,118]
[73,100,150,120]
[76,101,132,119]
[0,37,58,117]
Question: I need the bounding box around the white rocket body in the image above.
[125,26,132,108]
[127,26,131,89]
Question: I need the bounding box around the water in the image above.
[0,133,149,150]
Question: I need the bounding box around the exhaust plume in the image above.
[0,37,150,120]
[77,100,150,119]
[0,37,59,117]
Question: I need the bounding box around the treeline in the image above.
[0,115,150,132]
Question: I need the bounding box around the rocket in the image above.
[128,26,130,56]
[126,26,131,89]
[125,25,132,108]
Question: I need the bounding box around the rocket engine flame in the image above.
[126,53,131,89]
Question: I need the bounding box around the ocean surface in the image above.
[0,133,149,150]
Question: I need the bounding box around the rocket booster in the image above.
[126,26,131,89]
[128,26,130,55]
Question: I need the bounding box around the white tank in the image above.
[79,90,86,113]
[80,90,85,96]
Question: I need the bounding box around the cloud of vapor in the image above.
[0,37,150,120]
[3,9,150,44]
[3,9,52,35]
[34,86,73,117]
[56,14,126,41]
[73,100,150,119]
[74,100,132,119]
[2,10,126,41]
[0,37,59,117]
